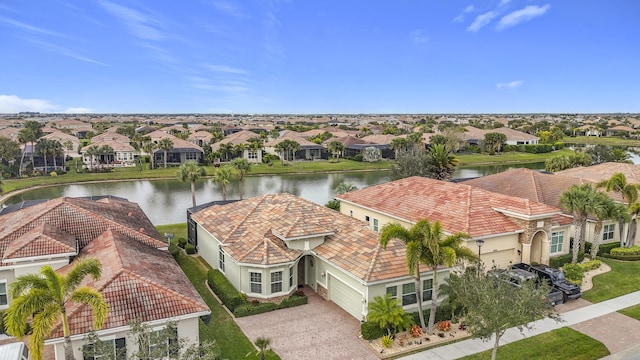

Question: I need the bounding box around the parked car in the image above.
[489,267,564,306]
[512,263,582,301]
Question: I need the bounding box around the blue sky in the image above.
[0,1,638,114]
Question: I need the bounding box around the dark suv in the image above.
[513,263,582,301]
[491,267,564,306]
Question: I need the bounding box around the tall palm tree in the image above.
[212,165,237,201]
[218,143,233,162]
[589,192,629,257]
[560,184,598,263]
[51,140,63,171]
[99,145,114,169]
[35,138,53,174]
[177,161,206,207]
[327,141,345,162]
[390,137,408,158]
[142,140,157,169]
[597,173,640,246]
[230,158,251,199]
[157,138,174,168]
[85,145,100,171]
[335,182,358,194]
[17,127,35,177]
[233,143,246,160]
[426,144,459,181]
[380,219,474,334]
[4,257,109,360]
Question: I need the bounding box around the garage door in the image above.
[329,275,363,320]
[482,249,515,269]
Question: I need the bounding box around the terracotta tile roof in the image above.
[81,139,135,152]
[0,197,167,268]
[3,223,77,262]
[90,132,131,144]
[192,193,411,282]
[188,131,213,141]
[556,162,640,185]
[211,130,261,150]
[48,229,209,339]
[337,177,560,238]
[361,134,398,145]
[264,131,320,147]
[462,126,539,142]
[322,135,369,147]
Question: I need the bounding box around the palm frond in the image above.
[70,287,109,330]
[65,257,102,291]
[379,223,410,249]
[30,304,60,360]
[4,289,57,337]
[8,274,48,298]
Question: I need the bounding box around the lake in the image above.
[3,163,546,225]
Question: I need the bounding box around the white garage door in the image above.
[329,275,363,320]
[482,249,515,269]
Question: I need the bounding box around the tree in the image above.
[0,137,21,164]
[98,145,114,170]
[233,143,246,160]
[589,192,629,257]
[85,145,100,171]
[212,165,237,201]
[4,257,109,360]
[544,152,592,172]
[390,147,430,180]
[425,144,458,181]
[483,132,507,154]
[142,140,157,169]
[17,127,36,176]
[428,134,447,146]
[22,121,44,172]
[177,161,206,207]
[453,266,558,360]
[51,140,63,171]
[158,138,174,168]
[560,184,598,263]
[230,158,251,199]
[327,141,345,162]
[254,337,271,360]
[218,143,233,162]
[597,173,640,247]
[274,140,300,164]
[363,146,381,162]
[335,182,358,194]
[390,137,408,158]
[380,219,474,334]
[367,294,413,335]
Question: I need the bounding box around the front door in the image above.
[297,257,306,288]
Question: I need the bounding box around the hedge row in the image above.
[550,251,585,268]
[233,294,308,317]
[361,321,386,340]
[505,144,554,154]
[207,270,246,312]
[600,253,640,261]
[580,260,602,272]
[611,246,640,256]
[585,242,619,256]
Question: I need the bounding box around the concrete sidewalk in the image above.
[399,290,640,360]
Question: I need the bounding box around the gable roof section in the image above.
[0,197,167,268]
[191,193,409,282]
[337,177,561,238]
[3,223,77,263]
[556,162,640,185]
[48,229,210,339]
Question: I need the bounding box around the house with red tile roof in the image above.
[264,131,327,161]
[211,130,264,163]
[336,176,569,267]
[0,197,209,359]
[145,131,204,166]
[81,140,137,168]
[190,193,443,321]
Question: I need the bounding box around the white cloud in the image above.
[203,64,247,74]
[410,30,428,43]
[18,36,109,66]
[464,5,475,13]
[0,16,65,38]
[496,80,523,89]
[499,0,511,7]
[0,95,92,113]
[209,1,247,19]
[454,5,475,23]
[467,11,498,32]
[497,4,550,30]
[63,107,93,113]
[99,1,165,41]
[453,14,465,23]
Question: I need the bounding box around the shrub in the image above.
[409,324,422,338]
[436,320,451,332]
[361,321,386,340]
[579,260,602,272]
[184,244,196,254]
[234,302,278,317]
[207,270,246,312]
[600,253,640,261]
[0,311,4,334]
[177,237,187,248]
[168,244,180,258]
[381,335,394,348]
[353,154,363,162]
[611,246,640,256]
[562,264,584,284]
[279,294,307,308]
[50,171,57,177]
[553,142,564,150]
[550,251,584,268]
[599,242,620,255]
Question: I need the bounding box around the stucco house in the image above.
[0,197,210,359]
[336,176,571,267]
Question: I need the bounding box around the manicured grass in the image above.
[156,223,188,240]
[582,258,640,303]
[171,249,280,360]
[619,304,640,320]
[563,136,640,146]
[459,327,609,360]
[456,148,575,166]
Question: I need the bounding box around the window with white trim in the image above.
[145,326,178,359]
[385,286,397,300]
[551,231,564,253]
[423,279,433,301]
[0,281,7,306]
[186,152,197,160]
[402,283,417,306]
[289,266,294,288]
[271,271,283,293]
[83,338,126,360]
[248,150,258,159]
[218,246,225,272]
[603,224,615,241]
[250,272,262,293]
[373,218,379,232]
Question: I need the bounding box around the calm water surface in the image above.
[4,163,545,225]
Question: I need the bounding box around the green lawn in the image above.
[619,304,640,320]
[456,148,575,166]
[459,327,609,360]
[562,136,640,146]
[157,223,279,359]
[582,258,640,303]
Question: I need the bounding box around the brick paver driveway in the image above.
[235,290,378,360]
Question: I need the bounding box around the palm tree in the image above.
[218,143,233,162]
[212,165,237,201]
[233,143,246,160]
[17,128,35,177]
[380,219,473,334]
[589,192,629,257]
[335,182,358,194]
[85,145,100,171]
[157,138,174,168]
[142,140,157,169]
[426,144,459,181]
[597,173,640,246]
[560,184,598,263]
[35,138,53,174]
[4,257,109,360]
[254,337,271,360]
[274,140,301,164]
[230,158,251,199]
[390,137,408,158]
[367,294,413,335]
[327,141,345,162]
[51,140,63,171]
[99,145,114,169]
[177,161,206,207]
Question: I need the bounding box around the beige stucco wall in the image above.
[285,236,325,251]
[50,317,200,360]
[196,224,241,287]
[314,255,368,319]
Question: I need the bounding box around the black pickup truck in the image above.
[512,263,583,301]
[490,267,565,306]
